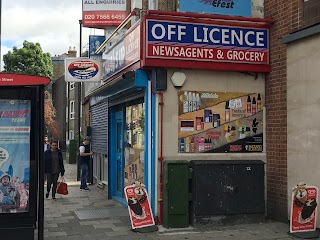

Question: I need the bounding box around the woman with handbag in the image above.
[44,141,65,199]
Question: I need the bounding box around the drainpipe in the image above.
[151,68,164,224]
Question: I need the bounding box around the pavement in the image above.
[41,163,302,240]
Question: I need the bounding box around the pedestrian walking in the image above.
[79,136,93,191]
[44,141,65,199]
[44,135,50,152]
[44,135,50,183]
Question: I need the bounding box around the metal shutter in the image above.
[91,100,108,154]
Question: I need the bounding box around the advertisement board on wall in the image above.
[65,58,102,82]
[102,24,141,80]
[146,20,268,65]
[0,99,31,213]
[179,0,252,17]
[178,91,263,153]
[290,183,318,233]
[89,35,106,59]
[82,0,127,27]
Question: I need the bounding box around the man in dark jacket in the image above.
[44,141,65,199]
[79,136,93,191]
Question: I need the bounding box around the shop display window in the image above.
[124,102,145,186]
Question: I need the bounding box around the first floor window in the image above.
[69,130,74,140]
[69,100,75,119]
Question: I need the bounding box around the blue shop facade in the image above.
[87,11,271,224]
[89,69,156,208]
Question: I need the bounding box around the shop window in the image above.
[124,103,145,187]
[66,107,68,122]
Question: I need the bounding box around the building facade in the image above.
[51,47,77,153]
[80,0,320,227]
[86,1,273,224]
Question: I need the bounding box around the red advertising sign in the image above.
[146,20,269,64]
[0,73,50,86]
[102,24,141,80]
[141,14,271,73]
[124,183,155,229]
[82,0,127,27]
[290,183,318,233]
[82,11,126,27]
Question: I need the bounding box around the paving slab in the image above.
[41,163,293,240]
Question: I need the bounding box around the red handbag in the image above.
[57,177,68,195]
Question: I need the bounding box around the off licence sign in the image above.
[146,20,269,64]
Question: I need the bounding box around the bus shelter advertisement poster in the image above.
[178,91,263,153]
[0,99,30,213]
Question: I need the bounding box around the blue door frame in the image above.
[107,70,156,210]
[110,107,126,203]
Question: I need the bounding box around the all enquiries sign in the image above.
[146,20,268,64]
[82,0,126,27]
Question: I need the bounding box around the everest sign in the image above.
[146,20,269,65]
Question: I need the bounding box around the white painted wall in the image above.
[287,34,320,225]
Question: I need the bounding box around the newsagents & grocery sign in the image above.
[146,20,268,64]
[101,11,271,81]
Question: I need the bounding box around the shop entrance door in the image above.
[115,111,124,198]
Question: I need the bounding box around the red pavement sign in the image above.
[124,182,155,229]
[290,183,318,233]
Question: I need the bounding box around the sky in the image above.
[1,0,104,69]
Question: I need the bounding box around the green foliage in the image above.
[3,40,53,77]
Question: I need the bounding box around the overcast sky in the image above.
[1,0,104,69]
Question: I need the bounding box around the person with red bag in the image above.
[44,141,65,199]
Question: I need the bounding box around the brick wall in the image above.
[52,61,65,81]
[264,0,302,221]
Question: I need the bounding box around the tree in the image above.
[44,91,59,138]
[3,41,59,138]
[3,40,53,77]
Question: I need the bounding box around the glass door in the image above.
[115,111,124,197]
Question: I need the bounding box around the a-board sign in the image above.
[124,182,155,229]
[290,182,318,233]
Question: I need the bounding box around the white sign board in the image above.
[65,58,102,82]
[83,0,126,11]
